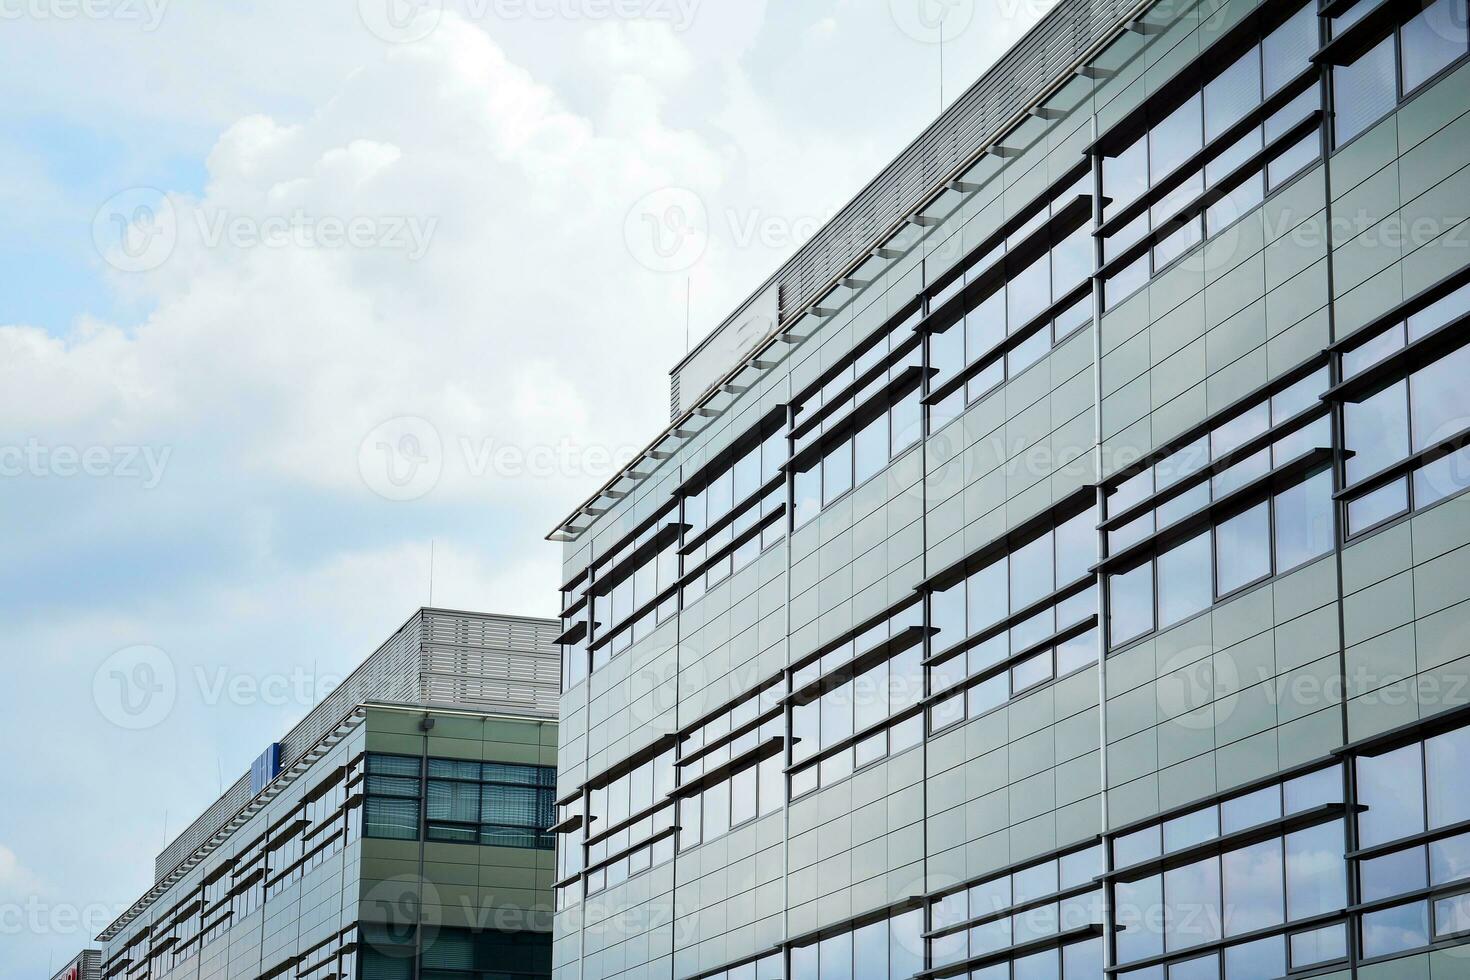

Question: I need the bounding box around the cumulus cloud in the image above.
[0,2,1049,975]
[7,15,726,511]
[0,845,42,895]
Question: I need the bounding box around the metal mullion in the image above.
[1089,112,1120,975]
[1420,739,1433,899]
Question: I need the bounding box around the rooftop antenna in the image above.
[428,539,435,608]
[685,278,692,354]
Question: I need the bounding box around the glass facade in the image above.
[364,754,557,849]
[100,699,559,980]
[554,0,1470,978]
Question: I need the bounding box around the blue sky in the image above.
[0,1,1045,974]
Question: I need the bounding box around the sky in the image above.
[0,0,1048,974]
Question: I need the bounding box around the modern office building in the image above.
[548,0,1470,977]
[95,609,561,980]
[51,949,103,980]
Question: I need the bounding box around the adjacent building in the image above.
[96,609,561,980]
[548,0,1470,978]
[51,950,102,980]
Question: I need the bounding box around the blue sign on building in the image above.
[250,743,282,795]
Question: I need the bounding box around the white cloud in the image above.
[0,845,42,896]
[5,15,729,511]
[0,1,1052,974]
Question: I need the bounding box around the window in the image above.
[1362,902,1431,958]
[1331,0,1470,146]
[1290,924,1347,968]
[1431,833,1470,886]
[1428,726,1470,826]
[1317,724,1470,962]
[1109,561,1154,647]
[1205,49,1261,142]
[1164,858,1221,951]
[1105,136,1149,221]
[364,754,422,841]
[1341,297,1470,534]
[1264,2,1318,96]
[1274,469,1334,572]
[1286,820,1348,919]
[1215,501,1271,596]
[1100,4,1322,308]
[925,847,1103,975]
[361,925,549,980]
[365,754,555,850]
[1361,846,1427,903]
[1156,531,1211,628]
[425,760,556,849]
[1109,769,1347,974]
[1403,0,1470,92]
[793,350,924,527]
[787,909,924,980]
[1223,839,1285,935]
[822,439,853,505]
[791,605,926,795]
[1104,372,1333,648]
[853,411,889,486]
[1358,743,1426,848]
[927,510,1099,731]
[923,176,1095,429]
[1150,93,1203,183]
[1334,34,1397,146]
